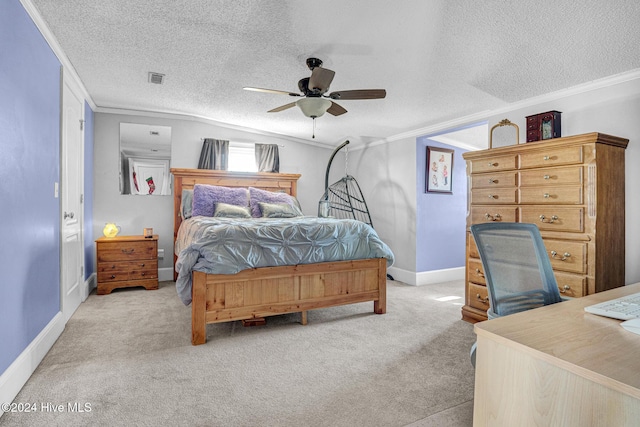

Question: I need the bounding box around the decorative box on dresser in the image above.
[96,235,159,295]
[461,132,628,323]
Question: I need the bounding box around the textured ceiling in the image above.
[30,0,640,148]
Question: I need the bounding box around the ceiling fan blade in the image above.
[328,89,386,100]
[327,101,347,116]
[268,102,297,113]
[308,67,335,93]
[244,87,301,97]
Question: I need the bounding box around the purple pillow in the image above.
[192,184,249,217]
[249,187,298,217]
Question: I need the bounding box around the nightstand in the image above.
[95,235,159,295]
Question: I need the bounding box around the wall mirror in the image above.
[119,123,172,195]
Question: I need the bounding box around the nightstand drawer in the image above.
[97,241,156,262]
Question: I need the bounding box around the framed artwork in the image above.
[426,146,454,193]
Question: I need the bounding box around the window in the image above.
[228,142,257,172]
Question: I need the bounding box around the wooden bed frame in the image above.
[171,168,387,345]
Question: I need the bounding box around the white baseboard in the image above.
[387,266,465,286]
[0,312,65,417]
[82,273,96,301]
[159,267,174,282]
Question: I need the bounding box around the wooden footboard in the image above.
[191,258,387,345]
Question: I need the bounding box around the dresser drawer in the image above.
[544,239,587,274]
[471,188,517,204]
[520,146,583,169]
[470,154,517,174]
[468,283,490,311]
[470,206,518,224]
[519,186,582,204]
[97,241,157,262]
[519,166,582,187]
[471,171,518,189]
[554,271,587,298]
[468,234,479,259]
[520,207,583,233]
[468,258,486,285]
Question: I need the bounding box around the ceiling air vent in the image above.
[148,72,165,85]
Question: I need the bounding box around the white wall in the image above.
[93,112,337,275]
[485,76,640,284]
[349,74,640,285]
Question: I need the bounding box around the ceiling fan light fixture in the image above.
[296,97,332,118]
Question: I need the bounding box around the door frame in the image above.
[60,68,85,321]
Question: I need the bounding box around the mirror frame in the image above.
[489,119,520,149]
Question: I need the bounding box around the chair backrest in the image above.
[470,222,562,317]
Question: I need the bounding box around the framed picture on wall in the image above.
[426,146,454,193]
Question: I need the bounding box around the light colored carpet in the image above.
[1,279,476,427]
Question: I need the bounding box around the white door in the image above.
[61,74,84,322]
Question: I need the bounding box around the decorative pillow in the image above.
[214,203,252,218]
[180,189,194,219]
[249,187,300,218]
[192,184,249,217]
[258,202,303,218]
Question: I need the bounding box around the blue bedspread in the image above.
[174,216,395,305]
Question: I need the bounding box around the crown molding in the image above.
[95,106,336,149]
[367,68,640,150]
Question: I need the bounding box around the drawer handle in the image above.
[475,268,485,278]
[543,193,550,198]
[476,294,489,304]
[488,179,498,184]
[141,272,145,276]
[111,275,116,279]
[488,162,498,167]
[539,214,558,223]
[543,175,551,180]
[544,155,551,161]
[488,194,496,199]
[484,213,501,221]
[560,285,571,293]
[551,251,571,261]
[140,263,145,267]
[121,249,135,254]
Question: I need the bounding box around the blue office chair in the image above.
[469,222,564,367]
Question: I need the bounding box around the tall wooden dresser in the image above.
[462,132,628,323]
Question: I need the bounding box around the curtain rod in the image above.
[200,138,284,147]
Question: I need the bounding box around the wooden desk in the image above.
[473,282,640,426]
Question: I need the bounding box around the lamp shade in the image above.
[296,97,331,118]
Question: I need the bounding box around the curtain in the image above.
[198,138,229,170]
[255,143,280,173]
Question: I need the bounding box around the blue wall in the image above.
[415,138,468,271]
[0,0,62,375]
[84,102,94,279]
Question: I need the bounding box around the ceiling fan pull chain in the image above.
[312,117,316,139]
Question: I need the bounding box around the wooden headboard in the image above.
[170,168,302,270]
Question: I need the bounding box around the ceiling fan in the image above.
[244,57,386,122]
